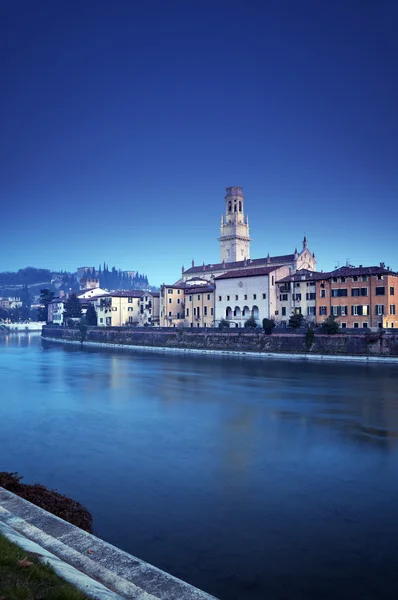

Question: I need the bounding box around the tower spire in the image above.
[218,186,251,263]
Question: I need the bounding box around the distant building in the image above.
[77,267,94,280]
[79,277,100,291]
[95,291,143,327]
[123,271,136,278]
[48,298,65,325]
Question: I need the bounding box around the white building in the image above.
[48,298,65,325]
[214,265,290,327]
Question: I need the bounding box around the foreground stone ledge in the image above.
[0,488,218,600]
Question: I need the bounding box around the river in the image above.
[1,333,398,599]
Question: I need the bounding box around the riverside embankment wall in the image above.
[42,327,398,357]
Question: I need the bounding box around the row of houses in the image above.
[48,261,398,331]
[160,262,398,330]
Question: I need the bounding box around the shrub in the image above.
[305,327,315,350]
[262,318,275,334]
[321,315,340,335]
[289,313,304,329]
[244,316,257,329]
[218,318,230,329]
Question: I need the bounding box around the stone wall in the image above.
[42,327,398,357]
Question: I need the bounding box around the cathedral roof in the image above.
[183,254,296,276]
[215,266,278,280]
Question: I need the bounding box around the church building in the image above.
[180,186,316,283]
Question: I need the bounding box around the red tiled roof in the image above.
[278,265,398,284]
[215,266,278,280]
[184,285,215,294]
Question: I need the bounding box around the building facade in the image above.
[315,265,398,329]
[214,265,290,327]
[276,269,319,326]
[95,291,142,326]
[139,292,160,326]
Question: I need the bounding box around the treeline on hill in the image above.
[85,264,150,291]
[0,267,52,287]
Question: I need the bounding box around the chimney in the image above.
[380,262,385,268]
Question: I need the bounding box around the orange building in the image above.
[315,264,398,329]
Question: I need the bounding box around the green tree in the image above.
[218,318,230,329]
[85,304,97,326]
[77,319,88,344]
[321,314,340,335]
[289,313,304,329]
[63,294,82,321]
[244,316,257,329]
[262,318,276,334]
[305,328,315,350]
[37,289,55,322]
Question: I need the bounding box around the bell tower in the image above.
[219,186,251,263]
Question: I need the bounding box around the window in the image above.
[177,299,180,304]
[204,307,207,316]
[390,305,396,315]
[341,323,347,328]
[193,308,196,316]
[253,294,256,300]
[375,305,384,315]
[197,295,200,301]
[340,277,346,283]
[186,308,189,316]
[207,294,211,301]
[353,276,358,282]
[168,311,172,317]
[112,307,117,311]
[296,283,300,288]
[211,308,214,315]
[295,307,302,315]
[376,287,385,296]
[319,306,327,316]
[177,313,180,319]
[262,293,266,299]
[377,274,383,280]
[100,318,103,323]
[341,306,347,316]
[218,296,221,301]
[390,287,395,295]
[361,288,368,296]
[296,294,302,301]
[282,307,286,316]
[177,289,180,294]
[320,289,326,298]
[307,306,316,316]
[354,322,359,328]
[308,293,316,300]
[244,295,247,300]
[272,276,274,285]
[332,289,347,297]
[189,295,192,301]
[332,306,339,316]
[362,276,367,282]
[168,289,173,294]
[128,297,133,303]
[333,277,338,283]
[235,295,238,301]
[169,298,172,304]
[280,294,288,301]
[362,305,369,316]
[362,323,368,328]
[352,288,360,297]
[227,296,230,301]
[128,307,133,312]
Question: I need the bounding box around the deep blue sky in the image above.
[1,0,397,285]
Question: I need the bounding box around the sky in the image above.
[1,0,397,286]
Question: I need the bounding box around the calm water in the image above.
[1,334,398,599]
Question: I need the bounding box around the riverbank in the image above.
[42,327,398,363]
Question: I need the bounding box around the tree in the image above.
[289,313,304,329]
[63,294,82,321]
[244,316,257,329]
[85,304,97,326]
[37,289,55,322]
[77,319,88,344]
[218,318,230,329]
[262,318,276,334]
[321,314,340,335]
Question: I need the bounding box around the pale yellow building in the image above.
[95,291,142,326]
[184,284,215,327]
[139,292,160,326]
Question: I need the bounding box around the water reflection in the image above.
[2,334,398,599]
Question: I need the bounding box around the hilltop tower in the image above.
[219,186,251,263]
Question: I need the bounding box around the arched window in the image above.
[234,203,237,212]
[226,306,233,320]
[252,305,259,319]
[234,306,241,318]
[239,201,242,212]
[228,201,232,212]
[242,305,250,317]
